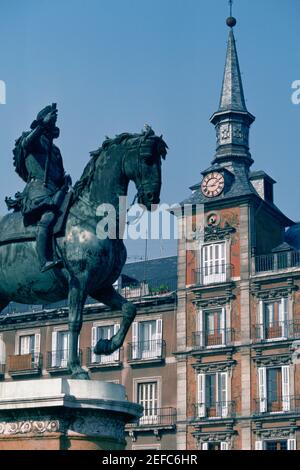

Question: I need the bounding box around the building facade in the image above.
[0,257,178,450]
[175,17,300,450]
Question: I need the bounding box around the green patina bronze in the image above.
[0,106,168,379]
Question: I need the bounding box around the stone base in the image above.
[0,378,142,450]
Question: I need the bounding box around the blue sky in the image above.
[0,0,299,259]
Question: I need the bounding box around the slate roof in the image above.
[218,29,248,113]
[285,223,300,250]
[121,256,177,287]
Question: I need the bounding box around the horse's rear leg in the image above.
[91,286,136,355]
[68,277,89,380]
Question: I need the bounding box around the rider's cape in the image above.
[13,132,30,183]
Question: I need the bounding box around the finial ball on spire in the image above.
[226,16,237,28]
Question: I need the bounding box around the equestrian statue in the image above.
[0,105,168,379]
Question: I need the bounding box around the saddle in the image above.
[0,191,73,246]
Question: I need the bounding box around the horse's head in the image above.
[122,127,168,210]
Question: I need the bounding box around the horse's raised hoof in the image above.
[94,338,113,355]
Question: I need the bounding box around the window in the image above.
[19,335,35,355]
[197,308,226,348]
[51,330,69,367]
[197,372,228,418]
[138,382,158,425]
[91,324,120,364]
[258,299,288,340]
[131,319,163,360]
[202,442,229,450]
[258,366,290,413]
[256,439,296,451]
[18,333,40,365]
[201,242,226,285]
[265,441,288,451]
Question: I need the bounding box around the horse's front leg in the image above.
[92,286,136,355]
[68,277,89,379]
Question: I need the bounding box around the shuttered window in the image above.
[138,382,158,425]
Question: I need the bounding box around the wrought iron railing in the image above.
[127,407,176,427]
[254,251,300,274]
[253,320,300,341]
[128,339,166,362]
[254,396,300,414]
[86,347,122,366]
[8,353,42,372]
[193,328,235,348]
[194,401,236,420]
[120,278,177,300]
[192,264,233,286]
[47,349,82,369]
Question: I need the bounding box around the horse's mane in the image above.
[72,132,139,201]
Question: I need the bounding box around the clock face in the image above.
[201,172,225,198]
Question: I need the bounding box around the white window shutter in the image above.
[91,326,98,363]
[280,298,288,338]
[282,365,290,411]
[258,301,264,340]
[202,442,209,450]
[0,335,5,365]
[156,319,163,356]
[198,309,203,347]
[113,324,120,361]
[219,372,228,418]
[197,373,205,417]
[255,440,263,450]
[221,307,226,344]
[288,439,296,450]
[258,367,267,412]
[221,442,229,450]
[15,335,19,355]
[132,322,138,359]
[34,333,40,353]
[51,331,58,367]
[34,333,41,365]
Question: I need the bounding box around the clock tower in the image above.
[175,11,294,452]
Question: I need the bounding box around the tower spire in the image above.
[210,13,255,165]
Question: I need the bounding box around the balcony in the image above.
[253,320,300,342]
[254,396,300,415]
[8,353,42,378]
[254,250,300,274]
[127,407,176,429]
[128,339,166,365]
[192,264,233,287]
[86,347,122,369]
[193,328,235,349]
[194,401,236,420]
[46,349,82,373]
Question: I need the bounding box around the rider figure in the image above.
[12,104,71,272]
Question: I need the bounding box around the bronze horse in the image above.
[0,130,167,379]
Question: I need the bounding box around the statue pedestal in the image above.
[0,378,142,450]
